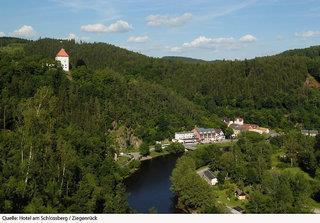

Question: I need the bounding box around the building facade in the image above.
[234,117,244,125]
[173,132,196,143]
[192,127,225,143]
[227,117,270,136]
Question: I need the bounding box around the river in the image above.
[125,154,180,213]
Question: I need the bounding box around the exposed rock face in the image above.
[129,134,142,149]
[305,74,320,89]
[112,125,142,151]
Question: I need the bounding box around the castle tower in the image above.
[55,48,69,72]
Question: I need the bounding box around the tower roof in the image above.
[56,48,69,57]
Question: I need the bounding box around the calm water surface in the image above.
[125,154,180,213]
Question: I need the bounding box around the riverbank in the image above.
[120,149,181,181]
[140,150,170,161]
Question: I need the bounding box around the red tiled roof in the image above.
[241,124,258,130]
[56,48,69,57]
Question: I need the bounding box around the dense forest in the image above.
[13,37,320,130]
[0,37,320,213]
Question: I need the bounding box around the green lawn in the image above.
[116,156,130,165]
[212,182,248,208]
[269,166,314,180]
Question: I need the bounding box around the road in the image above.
[122,139,237,160]
[184,139,237,150]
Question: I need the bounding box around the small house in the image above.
[235,188,246,200]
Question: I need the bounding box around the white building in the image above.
[234,117,244,126]
[173,132,195,143]
[215,129,226,141]
[301,130,319,137]
[55,48,69,72]
[224,117,244,126]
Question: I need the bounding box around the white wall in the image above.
[234,118,244,125]
[55,56,69,72]
[175,132,194,140]
[211,178,218,186]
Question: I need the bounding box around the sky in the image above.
[0,0,320,60]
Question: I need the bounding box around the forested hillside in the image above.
[16,37,320,130]
[0,49,132,213]
[0,37,320,213]
[282,45,320,82]
[162,56,206,63]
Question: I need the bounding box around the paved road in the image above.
[123,140,237,160]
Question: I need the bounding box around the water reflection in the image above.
[125,154,180,213]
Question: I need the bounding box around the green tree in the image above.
[165,142,185,154]
[139,143,150,157]
[155,143,162,153]
[217,171,227,185]
[246,171,311,213]
[224,127,234,139]
[284,132,301,167]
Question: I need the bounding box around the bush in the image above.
[165,142,185,154]
[139,143,150,156]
